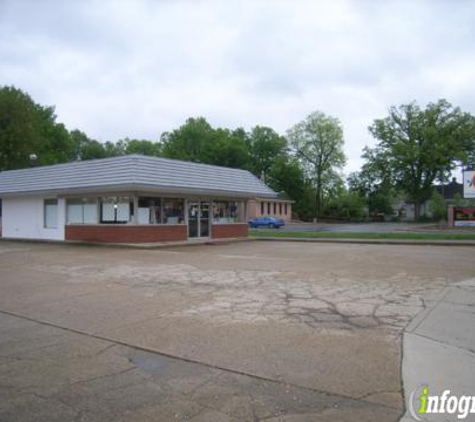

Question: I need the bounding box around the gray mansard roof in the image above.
[0,155,277,198]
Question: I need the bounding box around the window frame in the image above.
[66,198,98,225]
[100,197,133,224]
[138,196,162,225]
[44,198,58,229]
[212,200,245,224]
[162,198,185,225]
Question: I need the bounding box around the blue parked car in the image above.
[248,216,285,229]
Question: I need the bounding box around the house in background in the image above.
[0,155,278,243]
[395,178,463,221]
[246,195,294,223]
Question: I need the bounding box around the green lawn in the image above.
[250,229,475,241]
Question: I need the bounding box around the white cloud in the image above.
[1,0,474,173]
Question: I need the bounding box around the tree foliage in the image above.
[10,86,475,224]
[429,190,447,221]
[122,138,162,156]
[325,192,366,221]
[287,111,346,217]
[247,126,287,181]
[366,99,475,220]
[347,169,394,216]
[160,117,250,169]
[70,130,107,160]
[0,86,74,170]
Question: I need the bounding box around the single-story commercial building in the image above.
[0,155,278,243]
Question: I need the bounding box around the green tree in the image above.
[348,170,394,216]
[0,86,74,170]
[268,156,305,200]
[104,140,125,157]
[204,128,250,169]
[161,117,215,163]
[248,126,287,181]
[325,192,366,221]
[321,169,346,211]
[39,122,75,165]
[160,117,250,169]
[123,138,162,156]
[367,99,475,220]
[287,111,346,218]
[453,192,464,207]
[70,130,107,160]
[429,190,447,221]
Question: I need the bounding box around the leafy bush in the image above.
[429,191,447,221]
[324,193,366,221]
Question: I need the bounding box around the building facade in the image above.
[0,155,278,243]
[393,178,464,221]
[246,197,293,223]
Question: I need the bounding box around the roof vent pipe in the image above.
[29,154,38,167]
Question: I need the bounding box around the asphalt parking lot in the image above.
[1,240,474,421]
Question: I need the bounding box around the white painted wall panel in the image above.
[2,197,65,240]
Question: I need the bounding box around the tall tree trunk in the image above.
[316,172,322,218]
[314,190,318,222]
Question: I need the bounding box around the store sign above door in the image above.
[463,170,475,198]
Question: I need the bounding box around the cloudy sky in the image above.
[1,0,474,173]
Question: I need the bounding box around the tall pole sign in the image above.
[463,170,475,199]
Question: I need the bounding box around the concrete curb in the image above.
[0,236,253,250]
[2,236,475,249]
[66,237,253,250]
[252,237,475,247]
[399,278,475,421]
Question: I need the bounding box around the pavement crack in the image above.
[0,307,400,412]
[411,331,475,356]
[69,367,136,387]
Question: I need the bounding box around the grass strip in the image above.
[250,229,475,241]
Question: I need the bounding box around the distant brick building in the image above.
[246,197,294,223]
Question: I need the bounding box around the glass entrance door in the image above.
[187,201,210,238]
[188,203,199,238]
[200,202,210,237]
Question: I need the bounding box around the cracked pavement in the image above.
[0,240,474,421]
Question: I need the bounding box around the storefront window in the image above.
[67,198,98,224]
[44,199,58,228]
[163,198,184,224]
[100,197,133,224]
[138,197,161,224]
[213,201,244,224]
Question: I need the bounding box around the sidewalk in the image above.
[400,278,475,421]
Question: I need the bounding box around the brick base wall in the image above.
[65,223,248,243]
[211,223,249,239]
[65,225,187,243]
